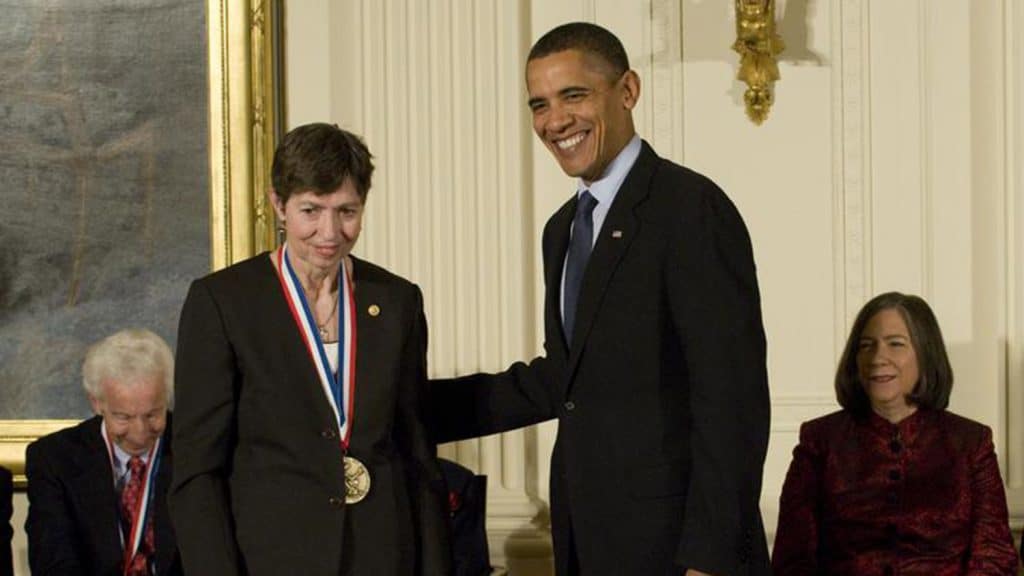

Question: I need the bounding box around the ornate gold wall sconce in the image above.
[732,0,785,125]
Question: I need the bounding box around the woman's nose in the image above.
[868,347,888,365]
[319,212,341,238]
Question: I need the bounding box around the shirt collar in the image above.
[101,419,151,479]
[863,406,929,442]
[576,134,642,204]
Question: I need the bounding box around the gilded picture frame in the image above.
[0,0,281,487]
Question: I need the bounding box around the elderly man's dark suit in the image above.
[170,255,452,576]
[25,416,180,576]
[433,141,771,575]
[1,466,12,576]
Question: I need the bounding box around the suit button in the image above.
[328,496,343,508]
[321,429,337,439]
[564,401,575,411]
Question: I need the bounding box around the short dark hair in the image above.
[528,22,630,79]
[271,123,375,204]
[835,292,953,413]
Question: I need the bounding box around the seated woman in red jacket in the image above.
[772,292,1019,575]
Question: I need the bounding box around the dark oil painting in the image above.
[0,0,209,418]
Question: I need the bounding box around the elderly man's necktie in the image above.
[563,191,598,345]
[120,456,155,576]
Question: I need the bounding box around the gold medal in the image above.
[344,456,371,504]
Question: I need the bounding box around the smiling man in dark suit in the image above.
[432,22,771,576]
[25,329,180,576]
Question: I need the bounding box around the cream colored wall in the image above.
[284,0,1022,573]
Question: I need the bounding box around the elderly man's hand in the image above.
[685,570,712,576]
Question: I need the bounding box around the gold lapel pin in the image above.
[368,304,381,317]
[611,230,623,238]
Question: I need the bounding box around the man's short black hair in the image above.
[528,22,630,78]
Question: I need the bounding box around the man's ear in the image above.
[621,70,641,111]
[88,394,103,416]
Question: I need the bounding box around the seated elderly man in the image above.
[25,328,181,576]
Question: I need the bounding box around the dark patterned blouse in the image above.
[772,408,1019,575]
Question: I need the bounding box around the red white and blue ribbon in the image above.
[101,424,161,574]
[275,244,357,447]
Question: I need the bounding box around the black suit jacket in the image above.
[170,254,452,576]
[433,142,771,575]
[0,466,12,576]
[24,416,180,576]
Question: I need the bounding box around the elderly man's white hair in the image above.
[82,328,174,407]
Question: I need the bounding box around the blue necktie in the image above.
[563,191,598,345]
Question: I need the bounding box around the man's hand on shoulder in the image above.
[685,570,712,576]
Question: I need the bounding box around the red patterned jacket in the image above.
[772,408,1018,575]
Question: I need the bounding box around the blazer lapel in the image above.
[154,423,177,574]
[565,142,657,384]
[544,200,575,358]
[68,419,123,571]
[264,255,348,435]
[350,257,390,449]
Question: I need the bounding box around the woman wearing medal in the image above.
[170,123,453,575]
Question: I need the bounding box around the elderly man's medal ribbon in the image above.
[101,426,161,575]
[276,245,369,503]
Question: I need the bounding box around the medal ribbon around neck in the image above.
[101,424,161,575]
[276,244,357,447]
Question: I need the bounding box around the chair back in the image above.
[439,458,492,576]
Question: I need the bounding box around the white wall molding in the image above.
[652,0,686,163]
[770,394,838,433]
[834,0,872,339]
